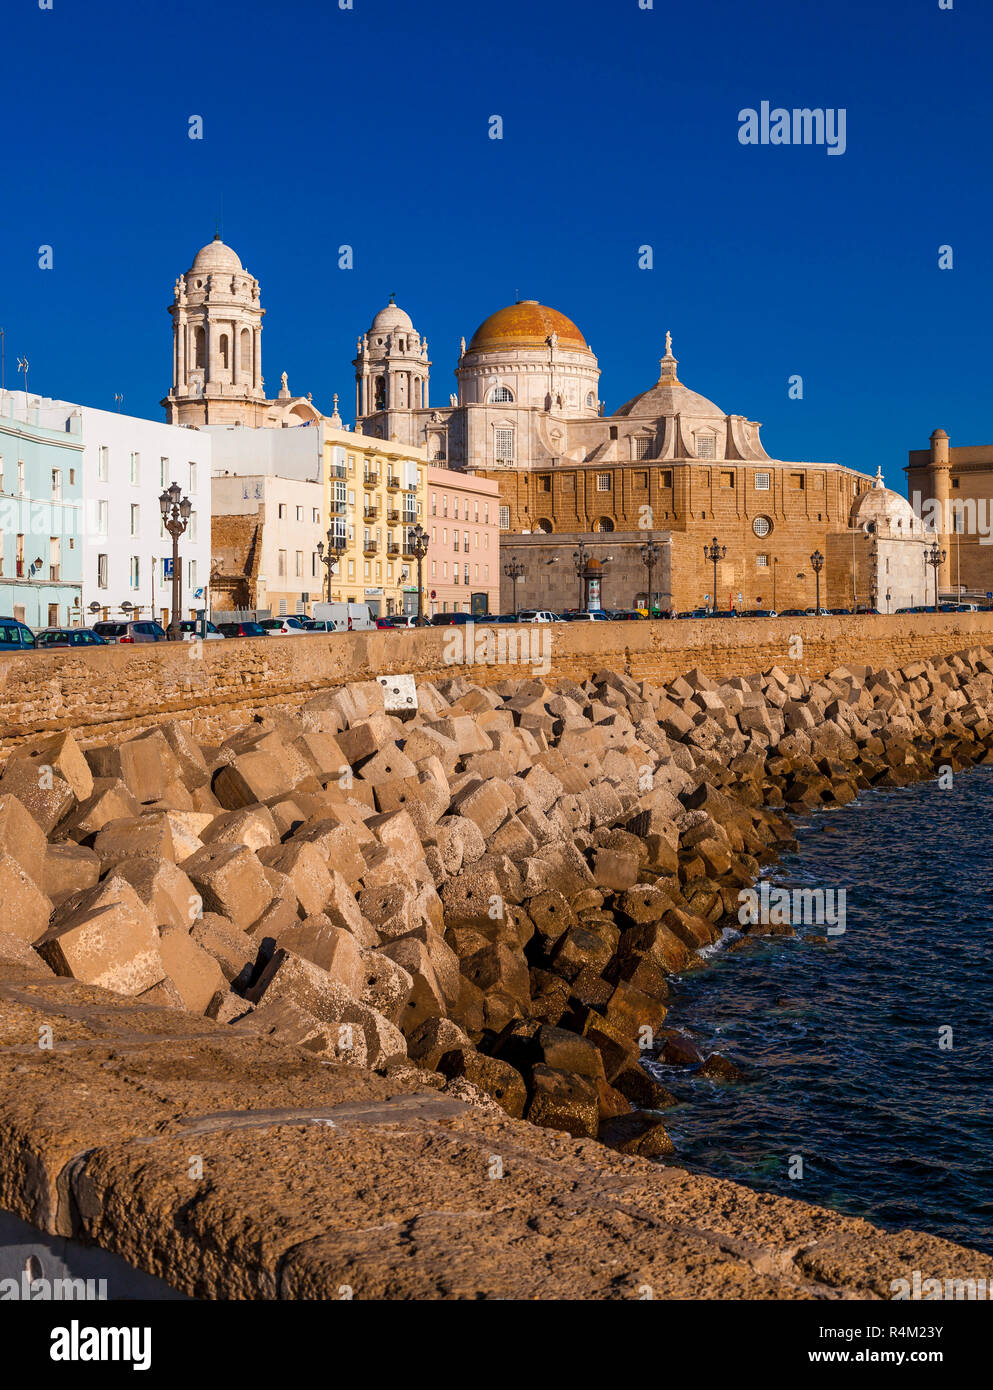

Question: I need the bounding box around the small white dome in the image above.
[851,469,920,533]
[370,295,414,334]
[191,236,244,273]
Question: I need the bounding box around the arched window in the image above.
[490,385,514,403]
[586,392,596,408]
[219,334,229,371]
[533,519,553,533]
[374,376,386,411]
[194,327,206,370]
[593,516,615,533]
[239,328,251,373]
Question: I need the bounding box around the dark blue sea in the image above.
[648,766,993,1254]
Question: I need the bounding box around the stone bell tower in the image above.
[353,295,431,444]
[163,235,267,426]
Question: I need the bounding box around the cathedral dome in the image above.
[468,300,588,353]
[190,235,244,273]
[370,295,414,334]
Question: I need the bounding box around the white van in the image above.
[310,601,377,632]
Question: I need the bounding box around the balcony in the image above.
[363,470,379,489]
[363,502,379,521]
[328,463,347,480]
[363,539,379,555]
[386,508,400,523]
[386,541,400,556]
[386,474,400,492]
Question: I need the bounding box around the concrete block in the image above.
[158,926,227,1014]
[44,842,100,908]
[0,853,54,943]
[182,844,275,930]
[37,875,164,994]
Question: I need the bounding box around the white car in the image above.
[258,617,309,636]
[178,620,224,641]
[515,609,559,624]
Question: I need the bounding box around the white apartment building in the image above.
[0,394,213,624]
[78,405,212,623]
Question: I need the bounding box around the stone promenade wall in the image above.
[1,613,992,753]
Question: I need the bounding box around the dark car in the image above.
[742,609,778,618]
[778,608,812,617]
[606,610,645,621]
[825,608,853,616]
[216,620,268,638]
[92,619,168,644]
[36,627,108,648]
[0,618,36,650]
[429,611,475,625]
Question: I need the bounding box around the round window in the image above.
[753,516,772,538]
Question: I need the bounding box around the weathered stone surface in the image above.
[36,876,164,994]
[158,926,227,1014]
[526,1064,599,1138]
[436,1046,527,1117]
[182,844,275,930]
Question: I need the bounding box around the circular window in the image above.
[752,516,772,538]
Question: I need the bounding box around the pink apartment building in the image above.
[426,466,501,616]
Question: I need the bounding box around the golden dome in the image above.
[468,300,588,353]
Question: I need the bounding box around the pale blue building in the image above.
[0,391,84,629]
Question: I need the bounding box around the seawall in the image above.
[2,613,993,753]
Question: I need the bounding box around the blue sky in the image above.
[2,0,990,487]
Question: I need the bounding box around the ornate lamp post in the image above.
[316,532,345,604]
[503,557,524,615]
[159,482,191,640]
[572,540,589,612]
[926,541,946,611]
[703,536,726,613]
[408,522,429,624]
[810,549,825,613]
[640,534,662,617]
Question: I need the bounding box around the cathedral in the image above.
[354,295,879,611]
[160,236,907,615]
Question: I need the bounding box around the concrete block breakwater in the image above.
[1,638,993,1295]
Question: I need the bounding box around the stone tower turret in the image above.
[162,235,267,426]
[353,296,430,445]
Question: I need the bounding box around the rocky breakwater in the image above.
[1,648,992,1165]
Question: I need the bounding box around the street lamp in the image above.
[572,540,590,612]
[640,533,662,617]
[159,482,191,639]
[503,557,524,615]
[810,549,824,614]
[408,522,429,624]
[926,541,946,611]
[703,536,726,612]
[316,532,345,604]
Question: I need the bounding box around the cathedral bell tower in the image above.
[353,295,430,444]
[162,235,267,426]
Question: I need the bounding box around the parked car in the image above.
[179,619,224,641]
[778,608,812,617]
[35,627,108,648]
[565,610,609,621]
[607,609,647,620]
[0,618,36,650]
[429,611,476,626]
[93,620,168,644]
[515,610,560,623]
[216,621,268,638]
[742,609,778,618]
[258,617,309,636]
